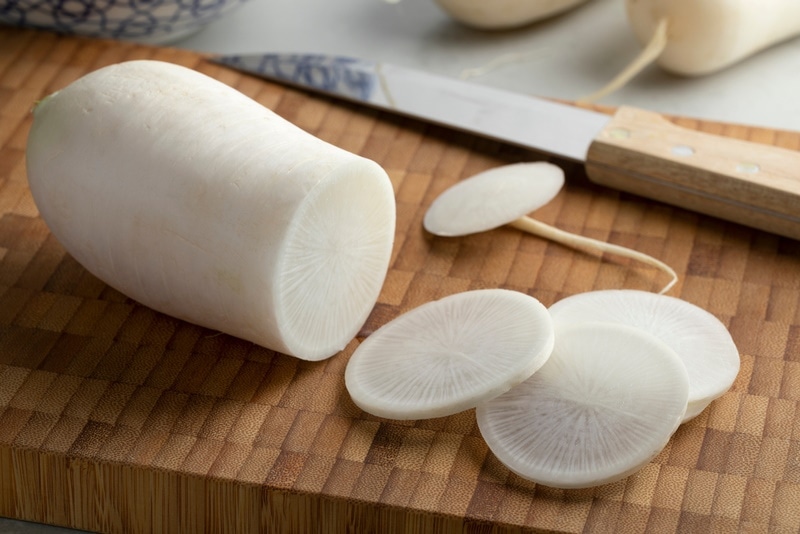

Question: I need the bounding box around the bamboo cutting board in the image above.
[2,27,800,534]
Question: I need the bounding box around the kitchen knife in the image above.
[213,53,800,240]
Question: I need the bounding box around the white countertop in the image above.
[172,0,800,133]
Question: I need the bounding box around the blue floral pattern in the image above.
[220,54,378,103]
[0,0,246,43]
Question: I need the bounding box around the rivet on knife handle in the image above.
[585,106,800,240]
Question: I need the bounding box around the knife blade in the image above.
[213,53,800,241]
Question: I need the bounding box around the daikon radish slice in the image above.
[423,162,677,294]
[344,289,554,420]
[476,322,689,489]
[424,162,564,237]
[548,290,740,421]
[26,60,396,361]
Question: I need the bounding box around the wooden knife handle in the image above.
[585,106,800,240]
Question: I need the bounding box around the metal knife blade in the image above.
[213,53,609,162]
[213,53,800,240]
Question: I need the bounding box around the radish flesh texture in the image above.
[433,0,592,30]
[476,321,689,489]
[26,60,396,361]
[344,289,555,420]
[548,290,740,421]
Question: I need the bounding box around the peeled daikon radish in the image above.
[548,290,740,421]
[476,322,689,489]
[433,0,592,30]
[26,60,396,361]
[345,289,554,420]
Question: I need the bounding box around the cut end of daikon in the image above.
[477,321,689,489]
[275,158,396,361]
[344,288,555,420]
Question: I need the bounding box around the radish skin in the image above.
[26,60,396,361]
[433,0,591,30]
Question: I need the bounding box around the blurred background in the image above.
[184,0,800,132]
[3,0,800,131]
[2,0,800,531]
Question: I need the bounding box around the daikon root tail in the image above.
[509,215,678,294]
[459,50,548,80]
[578,17,669,104]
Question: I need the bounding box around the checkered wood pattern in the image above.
[2,27,800,533]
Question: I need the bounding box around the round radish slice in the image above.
[344,289,555,420]
[476,322,689,489]
[548,290,740,421]
[423,162,564,237]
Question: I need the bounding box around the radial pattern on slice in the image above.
[276,160,396,361]
[344,289,555,420]
[548,289,740,421]
[476,322,689,489]
[423,162,564,237]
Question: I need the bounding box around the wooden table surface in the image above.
[2,27,800,533]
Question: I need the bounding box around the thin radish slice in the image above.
[423,162,564,237]
[344,289,554,420]
[476,322,689,489]
[548,290,740,421]
[423,162,677,294]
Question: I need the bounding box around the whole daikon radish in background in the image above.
[583,0,800,101]
[627,0,800,76]
[433,0,592,30]
[26,60,396,361]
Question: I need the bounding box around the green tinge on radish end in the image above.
[32,92,58,114]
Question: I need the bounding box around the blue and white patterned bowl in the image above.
[0,0,248,44]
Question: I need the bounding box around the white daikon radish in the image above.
[26,60,396,361]
[476,321,689,489]
[582,0,800,102]
[548,290,740,421]
[423,162,677,294]
[345,289,554,420]
[628,0,800,75]
[433,0,592,30]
